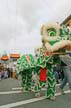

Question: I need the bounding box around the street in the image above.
[0,78,71,108]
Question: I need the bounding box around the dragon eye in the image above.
[49,31,56,36]
[46,28,56,36]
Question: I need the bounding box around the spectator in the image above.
[59,54,71,94]
[0,70,1,80]
[4,68,8,78]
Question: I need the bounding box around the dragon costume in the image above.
[16,54,36,91]
[16,22,71,100]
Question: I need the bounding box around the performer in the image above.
[16,54,35,91]
[59,53,71,94]
[34,48,56,100]
[33,23,71,100]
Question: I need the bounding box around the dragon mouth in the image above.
[45,40,71,52]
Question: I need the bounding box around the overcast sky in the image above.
[0,0,71,55]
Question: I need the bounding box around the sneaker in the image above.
[59,87,65,95]
[50,96,56,101]
[21,87,28,91]
[35,92,40,98]
[21,88,24,92]
[47,96,56,101]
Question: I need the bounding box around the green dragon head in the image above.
[41,23,71,53]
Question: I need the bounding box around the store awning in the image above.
[1,55,9,61]
[10,54,20,58]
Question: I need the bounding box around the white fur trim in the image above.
[41,23,60,36]
[45,40,71,52]
[42,36,59,42]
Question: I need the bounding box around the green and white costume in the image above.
[16,54,36,91]
[16,23,71,99]
[34,23,71,99]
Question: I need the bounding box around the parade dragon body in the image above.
[16,22,71,100]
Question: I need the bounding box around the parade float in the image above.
[16,22,71,100]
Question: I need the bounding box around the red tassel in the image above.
[39,68,47,82]
[45,51,51,56]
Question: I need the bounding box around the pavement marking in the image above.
[12,84,61,91]
[0,83,68,95]
[0,89,45,95]
[0,88,58,95]
[12,87,46,91]
[12,83,68,90]
[0,90,70,108]
[0,91,22,95]
[12,87,22,90]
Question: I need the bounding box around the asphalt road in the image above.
[0,78,71,108]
